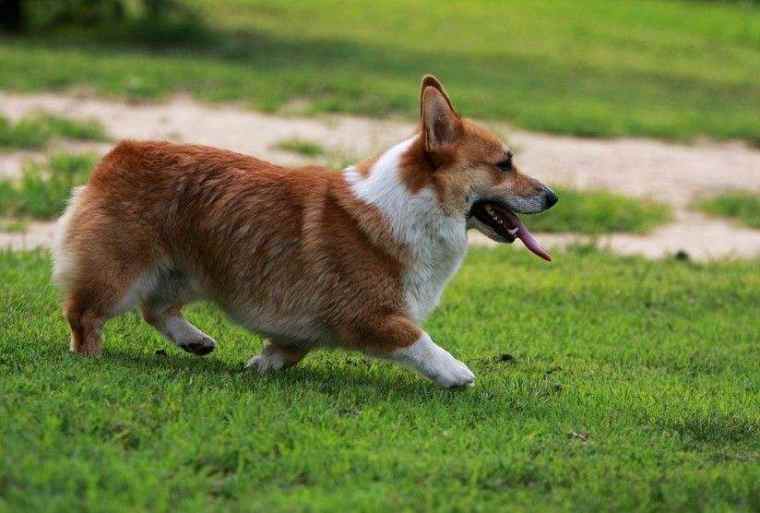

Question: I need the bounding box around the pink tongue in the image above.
[513,217,552,262]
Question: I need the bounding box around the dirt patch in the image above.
[2,91,759,260]
[0,220,57,251]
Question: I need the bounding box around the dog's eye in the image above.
[495,157,513,172]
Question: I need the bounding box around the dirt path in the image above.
[2,91,760,260]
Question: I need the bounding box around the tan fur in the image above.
[354,155,379,177]
[53,74,554,386]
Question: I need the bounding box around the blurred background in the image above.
[2,0,759,137]
[1,0,759,255]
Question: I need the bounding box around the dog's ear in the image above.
[420,74,461,152]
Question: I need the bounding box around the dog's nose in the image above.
[544,187,558,209]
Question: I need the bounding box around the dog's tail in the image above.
[51,185,88,293]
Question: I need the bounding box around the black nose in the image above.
[544,187,558,209]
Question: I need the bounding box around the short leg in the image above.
[141,304,216,356]
[342,315,475,388]
[246,340,308,373]
[388,332,475,388]
[64,283,131,356]
[66,304,106,356]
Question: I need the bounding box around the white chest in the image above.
[402,218,468,322]
[344,136,469,323]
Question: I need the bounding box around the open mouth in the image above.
[469,200,552,261]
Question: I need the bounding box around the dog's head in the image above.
[412,75,558,260]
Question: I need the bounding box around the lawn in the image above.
[0,153,97,219]
[0,113,107,150]
[273,138,326,157]
[697,191,760,229]
[1,0,759,142]
[1,248,759,513]
[526,187,672,234]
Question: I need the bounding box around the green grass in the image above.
[0,153,96,219]
[1,0,759,142]
[272,137,354,169]
[0,219,28,233]
[696,191,760,229]
[273,138,326,157]
[0,113,108,150]
[1,247,759,512]
[527,187,672,234]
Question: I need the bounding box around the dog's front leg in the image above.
[350,316,475,388]
[246,339,309,373]
[389,332,475,388]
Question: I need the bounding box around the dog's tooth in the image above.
[508,227,518,235]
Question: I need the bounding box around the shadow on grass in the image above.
[87,346,562,423]
[97,346,451,399]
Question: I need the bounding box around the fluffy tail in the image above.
[51,185,87,293]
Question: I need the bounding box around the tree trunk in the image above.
[0,0,24,32]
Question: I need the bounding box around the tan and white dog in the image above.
[53,75,557,388]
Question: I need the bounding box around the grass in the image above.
[0,0,758,142]
[0,113,108,150]
[273,138,354,169]
[273,138,326,157]
[0,153,96,219]
[696,191,760,229]
[526,187,672,234]
[1,247,759,512]
[0,219,28,233]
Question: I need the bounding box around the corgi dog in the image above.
[52,75,557,388]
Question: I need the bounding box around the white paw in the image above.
[430,356,476,388]
[391,333,476,388]
[245,352,287,374]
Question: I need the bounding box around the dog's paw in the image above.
[178,336,216,356]
[431,358,475,388]
[245,352,288,374]
[391,334,476,388]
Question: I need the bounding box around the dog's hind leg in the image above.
[64,271,153,356]
[140,270,216,356]
[65,292,110,356]
[142,305,216,356]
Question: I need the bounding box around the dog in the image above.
[52,75,557,388]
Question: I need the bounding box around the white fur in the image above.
[345,136,468,322]
[390,332,474,387]
[246,350,290,373]
[504,194,545,214]
[158,316,216,350]
[52,186,87,292]
[112,267,165,315]
[230,303,328,348]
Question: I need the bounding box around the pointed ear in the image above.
[420,75,461,152]
[420,75,457,116]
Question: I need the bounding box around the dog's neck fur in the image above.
[344,136,469,322]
